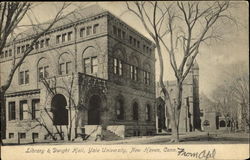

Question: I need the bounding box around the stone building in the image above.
[156,61,201,133]
[0,5,156,142]
[199,93,219,131]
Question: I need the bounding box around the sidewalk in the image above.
[30,131,208,145]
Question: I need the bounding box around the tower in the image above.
[192,60,201,130]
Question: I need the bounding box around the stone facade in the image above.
[0,5,156,142]
[156,61,201,133]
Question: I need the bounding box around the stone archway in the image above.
[51,94,68,125]
[88,95,101,125]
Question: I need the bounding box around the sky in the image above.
[17,2,249,98]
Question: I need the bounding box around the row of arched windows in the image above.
[115,97,152,121]
[112,48,152,85]
[18,46,153,86]
[19,47,96,84]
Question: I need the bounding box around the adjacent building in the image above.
[156,61,201,133]
[0,5,156,142]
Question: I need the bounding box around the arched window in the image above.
[132,102,139,120]
[143,63,151,85]
[129,55,139,81]
[82,47,98,75]
[18,62,29,85]
[113,49,124,76]
[37,58,49,81]
[116,99,124,120]
[146,104,151,121]
[58,53,72,75]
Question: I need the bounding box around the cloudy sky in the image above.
[18,2,249,97]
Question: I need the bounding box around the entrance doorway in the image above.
[51,94,68,125]
[88,95,101,125]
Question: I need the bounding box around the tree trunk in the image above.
[0,88,7,144]
[169,82,183,142]
[170,117,179,142]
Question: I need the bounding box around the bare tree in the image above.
[213,63,249,132]
[212,84,238,132]
[23,74,80,142]
[229,64,249,132]
[126,1,235,142]
[0,2,71,141]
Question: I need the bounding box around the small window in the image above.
[9,49,12,56]
[8,102,16,121]
[118,28,121,38]
[56,35,61,44]
[20,100,28,120]
[17,47,20,54]
[113,26,117,35]
[91,57,98,74]
[0,52,3,58]
[20,133,26,139]
[143,71,150,85]
[5,50,8,57]
[19,70,29,85]
[21,46,25,53]
[45,38,50,46]
[84,57,98,74]
[84,58,91,74]
[62,33,66,42]
[25,70,29,84]
[113,58,122,76]
[35,42,39,49]
[39,66,49,80]
[59,63,65,75]
[133,38,136,46]
[9,133,14,139]
[114,58,117,74]
[66,61,72,74]
[19,71,24,84]
[68,32,72,41]
[200,112,204,117]
[119,60,122,76]
[32,99,40,120]
[122,31,126,39]
[44,66,49,78]
[32,133,39,139]
[129,36,133,44]
[116,99,124,120]
[38,67,44,80]
[26,44,30,50]
[93,24,99,34]
[40,40,44,48]
[134,67,138,81]
[86,26,92,36]
[146,104,151,121]
[130,65,138,81]
[137,41,140,48]
[80,27,85,37]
